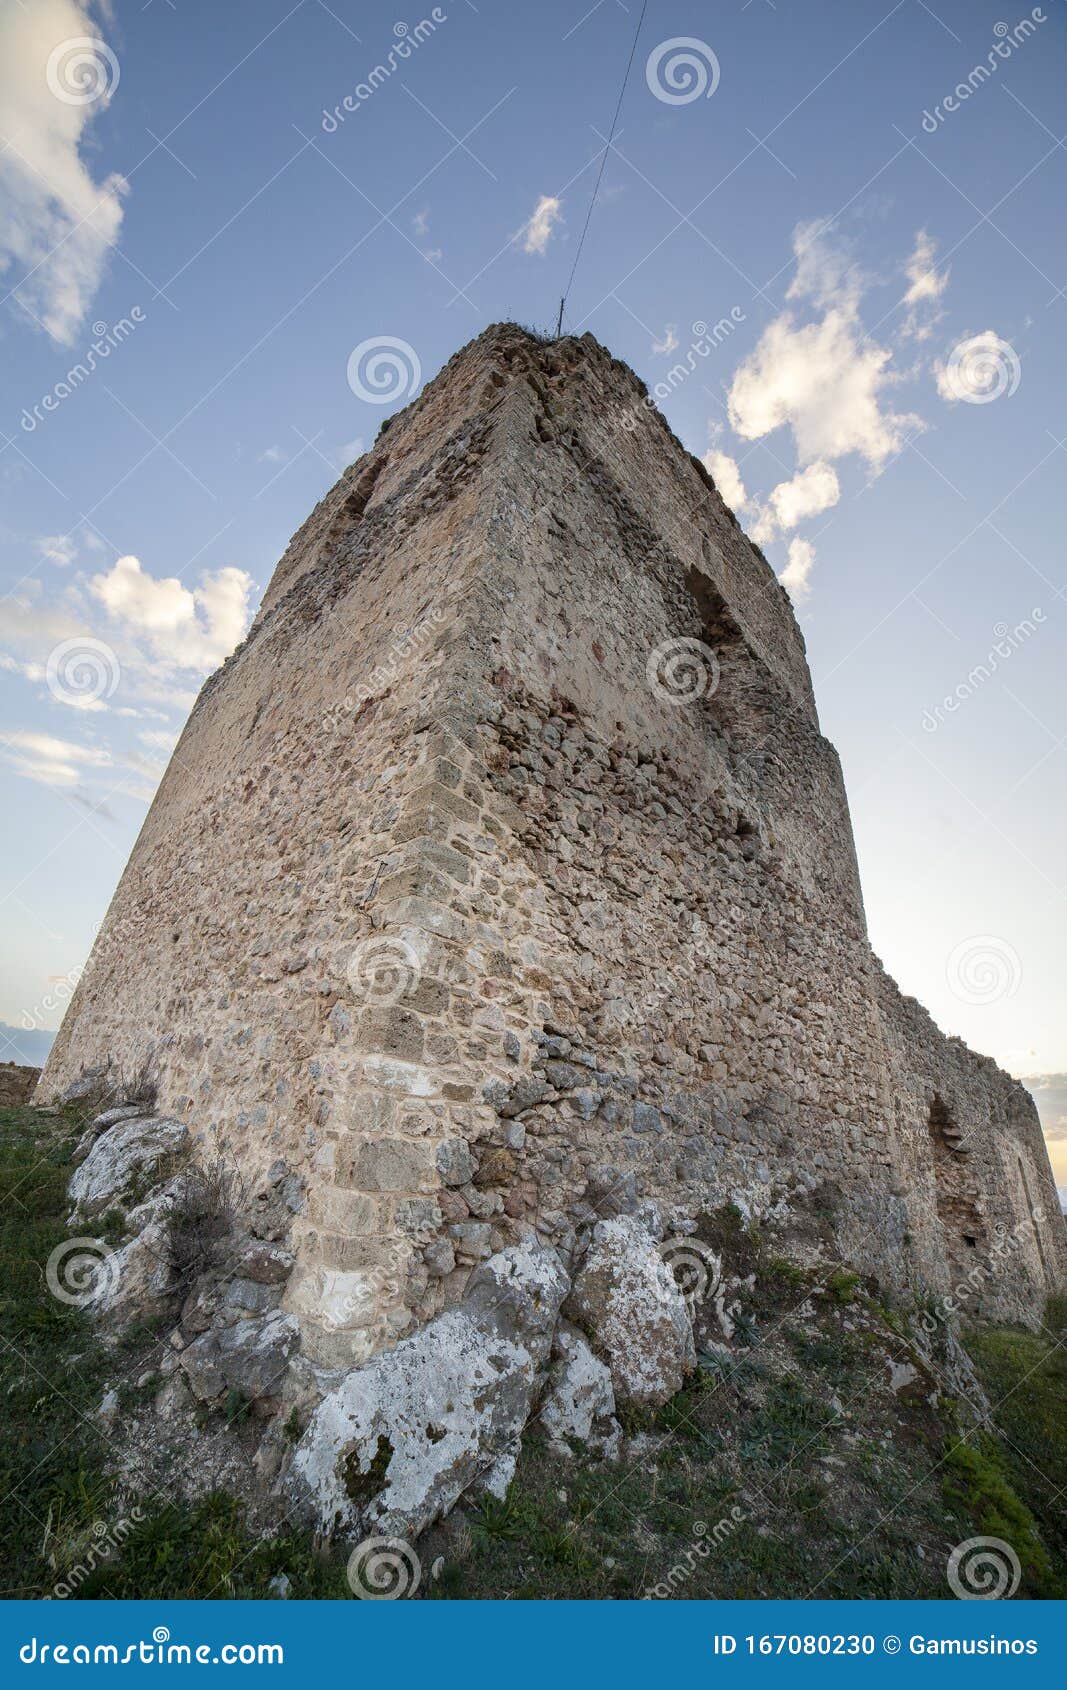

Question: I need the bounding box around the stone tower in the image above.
[39,324,1065,1363]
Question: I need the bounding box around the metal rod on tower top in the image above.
[554,0,649,338]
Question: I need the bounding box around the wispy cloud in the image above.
[0,728,111,790]
[901,229,949,341]
[0,0,127,344]
[333,437,365,470]
[38,533,78,568]
[519,193,562,255]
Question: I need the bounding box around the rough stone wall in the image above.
[38,324,1065,1360]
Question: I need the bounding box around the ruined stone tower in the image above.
[39,324,1065,1364]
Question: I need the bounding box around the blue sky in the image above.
[0,0,1064,1174]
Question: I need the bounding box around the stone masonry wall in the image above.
[39,324,1065,1361]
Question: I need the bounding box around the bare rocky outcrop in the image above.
[69,1115,189,1219]
[565,1217,696,1408]
[541,1321,622,1459]
[289,1237,570,1538]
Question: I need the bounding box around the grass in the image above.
[1,1101,1062,1601]
[963,1296,1067,1596]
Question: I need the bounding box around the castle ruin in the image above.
[39,324,1065,1379]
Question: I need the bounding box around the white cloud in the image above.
[703,449,748,514]
[0,583,85,670]
[727,221,921,473]
[749,507,778,548]
[729,312,915,471]
[766,460,840,531]
[410,206,441,263]
[39,532,78,567]
[901,229,948,340]
[0,728,111,789]
[258,446,285,464]
[0,553,254,806]
[520,194,562,256]
[652,324,679,356]
[90,554,254,672]
[0,1,127,344]
[787,220,862,313]
[779,537,816,602]
[1,553,254,733]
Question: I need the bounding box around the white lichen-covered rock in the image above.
[90,1172,215,1332]
[72,1104,146,1166]
[540,1321,621,1459]
[289,1238,568,1538]
[94,1219,174,1330]
[180,1310,300,1408]
[565,1216,695,1407]
[68,1115,188,1218]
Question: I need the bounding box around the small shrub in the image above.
[222,1388,252,1426]
[72,1055,158,1124]
[112,1056,157,1111]
[823,1270,861,1305]
[168,1155,242,1287]
[732,1308,758,1346]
